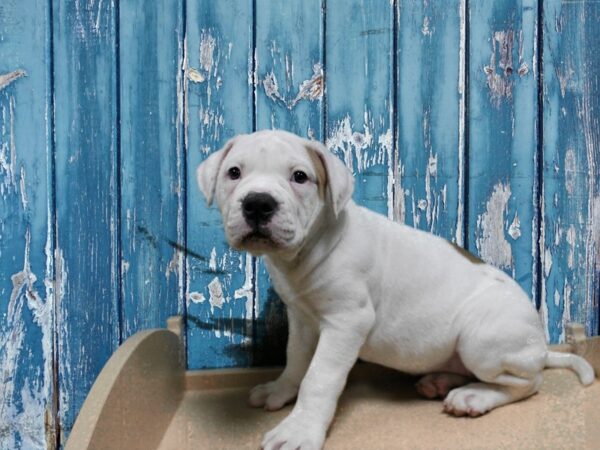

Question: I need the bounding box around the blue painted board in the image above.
[53,0,120,442]
[0,1,55,448]
[542,0,600,341]
[397,0,464,241]
[119,0,184,339]
[185,0,255,369]
[467,0,539,305]
[326,0,394,217]
[253,0,324,366]
[255,0,324,137]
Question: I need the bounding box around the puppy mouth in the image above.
[241,228,276,245]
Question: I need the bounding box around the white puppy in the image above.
[197,130,594,450]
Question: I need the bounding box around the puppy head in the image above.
[196,130,354,256]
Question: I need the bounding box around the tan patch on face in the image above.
[307,147,327,200]
[451,243,485,265]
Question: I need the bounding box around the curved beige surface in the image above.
[67,319,600,450]
[66,327,184,450]
[161,364,600,450]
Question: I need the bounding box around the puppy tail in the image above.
[545,351,595,386]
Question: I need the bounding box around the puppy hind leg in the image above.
[443,373,542,417]
[415,373,472,399]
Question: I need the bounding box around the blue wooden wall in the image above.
[1,1,599,448]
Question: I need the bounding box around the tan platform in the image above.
[67,318,600,450]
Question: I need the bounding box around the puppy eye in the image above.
[292,170,308,184]
[228,167,241,180]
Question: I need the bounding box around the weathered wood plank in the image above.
[397,0,464,241]
[0,1,55,448]
[541,0,600,341]
[326,0,394,217]
[53,0,120,442]
[119,0,184,339]
[467,1,539,304]
[185,0,255,369]
[253,0,324,366]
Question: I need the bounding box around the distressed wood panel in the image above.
[253,0,324,366]
[119,0,184,339]
[185,0,255,369]
[397,0,464,241]
[255,0,324,137]
[53,0,120,442]
[0,1,55,448]
[541,0,600,342]
[326,0,394,217]
[467,0,539,304]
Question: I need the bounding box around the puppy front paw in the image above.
[261,414,326,450]
[248,379,298,411]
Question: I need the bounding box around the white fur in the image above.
[197,130,595,450]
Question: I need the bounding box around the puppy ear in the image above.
[196,137,237,206]
[305,140,354,217]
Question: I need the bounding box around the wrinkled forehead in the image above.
[224,132,314,173]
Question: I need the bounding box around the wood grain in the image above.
[0,1,55,448]
[119,0,184,340]
[326,0,394,217]
[541,0,600,341]
[185,0,255,369]
[467,0,539,305]
[53,0,120,442]
[397,0,464,241]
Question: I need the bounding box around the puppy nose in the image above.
[242,193,278,225]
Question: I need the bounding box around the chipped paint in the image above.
[483,30,514,107]
[234,254,254,344]
[165,248,180,280]
[0,70,26,91]
[556,66,575,98]
[378,127,394,219]
[209,247,217,272]
[1,96,18,196]
[544,248,553,277]
[476,183,513,269]
[455,0,467,246]
[0,230,52,449]
[566,225,576,269]
[508,212,521,240]
[326,113,390,173]
[188,292,206,304]
[289,63,324,108]
[423,151,438,229]
[262,63,323,110]
[55,246,70,422]
[518,62,529,77]
[422,16,432,36]
[395,163,406,223]
[186,68,205,83]
[207,277,225,311]
[577,62,600,330]
[564,148,577,195]
[199,32,216,73]
[262,70,284,104]
[19,166,28,210]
